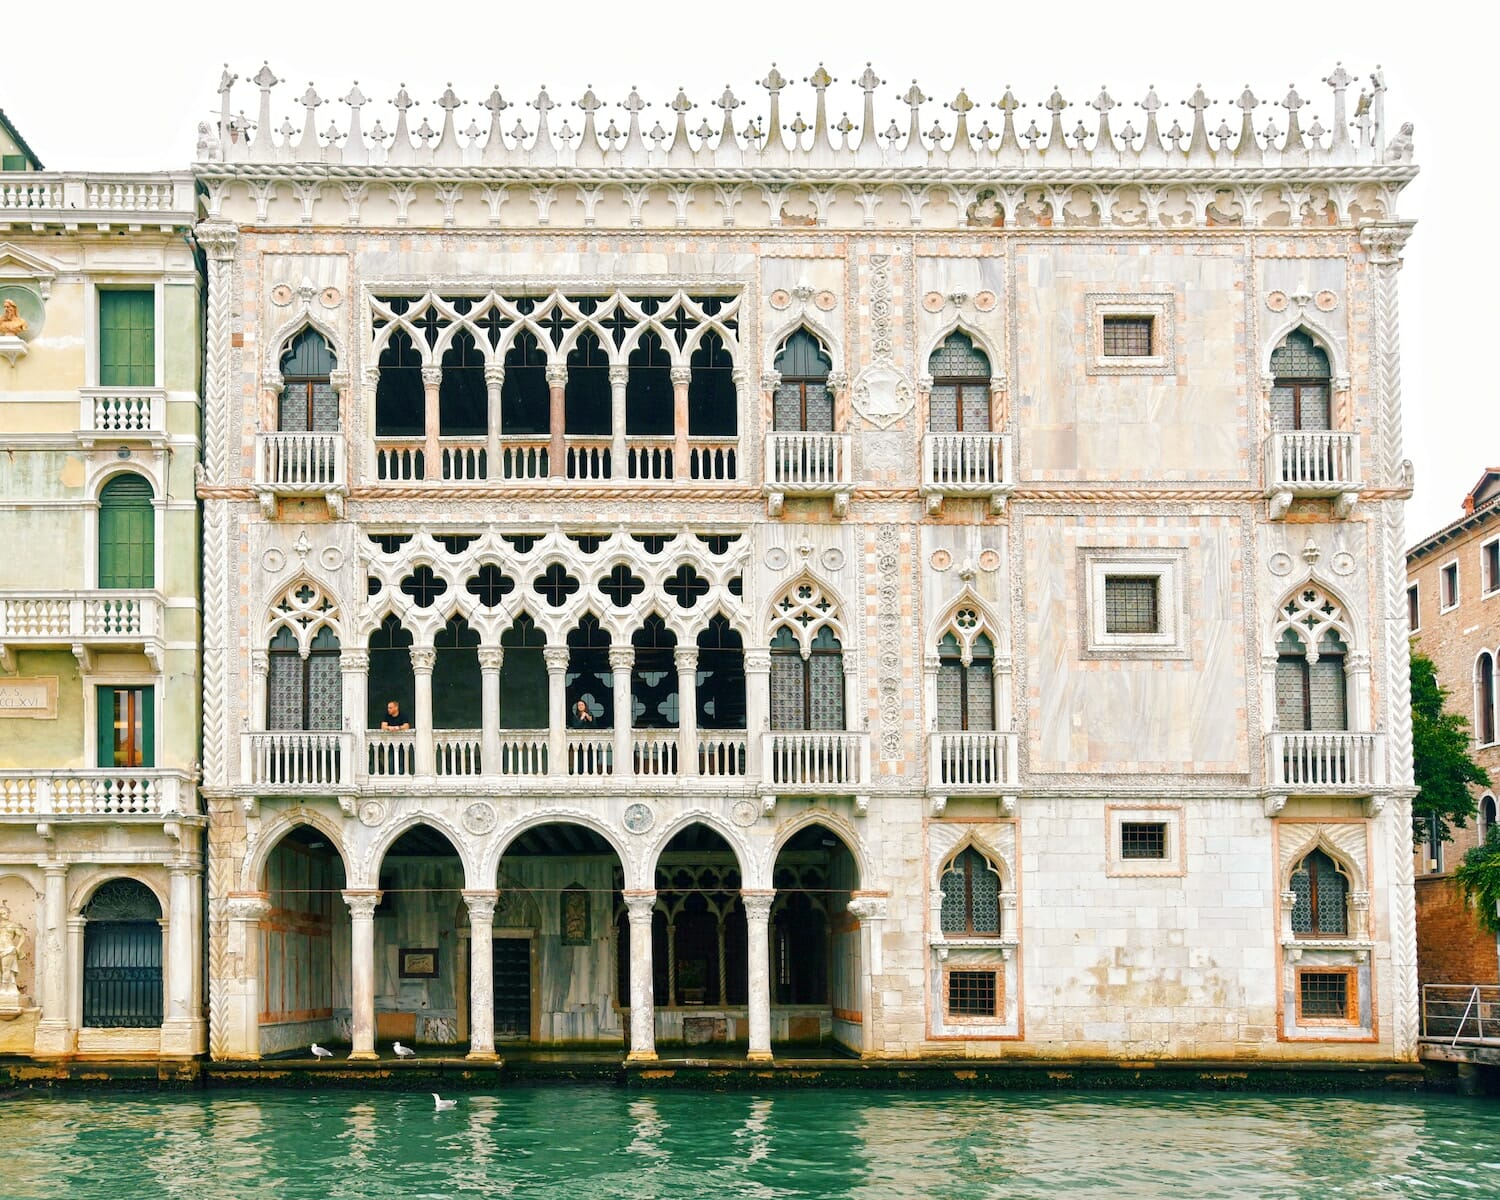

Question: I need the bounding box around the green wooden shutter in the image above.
[99,290,155,388]
[98,475,154,588]
[140,687,155,768]
[97,687,117,766]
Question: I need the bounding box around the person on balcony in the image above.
[380,700,410,731]
[572,698,595,726]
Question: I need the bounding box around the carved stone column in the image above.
[220,893,270,1059]
[483,363,505,477]
[675,647,699,776]
[609,365,630,475]
[546,364,568,478]
[410,646,436,776]
[342,648,369,782]
[610,646,635,774]
[362,365,381,481]
[160,865,203,1056]
[1347,653,1373,733]
[463,890,499,1060]
[744,650,771,779]
[195,220,239,486]
[845,893,889,1057]
[421,364,443,473]
[544,645,569,774]
[742,889,775,1062]
[249,649,269,732]
[671,364,692,473]
[33,864,71,1057]
[343,889,382,1060]
[66,915,85,1037]
[478,647,504,777]
[624,890,657,1061]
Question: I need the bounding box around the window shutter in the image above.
[99,290,155,388]
[97,688,116,767]
[98,475,155,589]
[140,687,154,768]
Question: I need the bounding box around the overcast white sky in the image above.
[5,0,1493,539]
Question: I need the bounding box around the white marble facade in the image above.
[196,66,1419,1062]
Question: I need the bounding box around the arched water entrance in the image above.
[771,823,860,1053]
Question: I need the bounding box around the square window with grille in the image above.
[946,969,998,1018]
[1120,821,1167,860]
[1297,969,1353,1021]
[1102,315,1153,357]
[1104,575,1159,634]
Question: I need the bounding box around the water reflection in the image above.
[2,1087,1497,1200]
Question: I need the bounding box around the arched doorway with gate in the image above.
[81,878,163,1045]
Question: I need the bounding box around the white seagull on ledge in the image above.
[310,1044,332,1060]
[432,1094,458,1111]
[393,1041,416,1058]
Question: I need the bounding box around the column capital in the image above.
[477,646,505,671]
[194,220,239,261]
[421,365,444,388]
[409,646,437,674]
[226,892,272,922]
[674,647,700,672]
[545,364,570,388]
[623,890,657,921]
[328,369,351,394]
[42,863,67,880]
[483,363,506,386]
[608,646,635,671]
[1359,219,1416,266]
[670,365,693,385]
[343,648,370,672]
[543,645,570,673]
[609,365,631,387]
[342,889,382,919]
[847,892,889,921]
[250,649,269,677]
[825,370,849,397]
[740,889,776,920]
[363,365,382,388]
[462,889,500,922]
[744,650,772,674]
[760,370,782,393]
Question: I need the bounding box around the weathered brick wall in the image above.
[1415,876,1498,985]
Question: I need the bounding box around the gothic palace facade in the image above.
[0,64,1420,1063]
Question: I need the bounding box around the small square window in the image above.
[1406,583,1419,633]
[1482,541,1500,596]
[1102,315,1153,357]
[1104,576,1159,635]
[946,969,998,1018]
[2,154,27,172]
[1297,970,1352,1021]
[1120,821,1167,860]
[1441,562,1459,610]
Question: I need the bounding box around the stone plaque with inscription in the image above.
[0,679,57,720]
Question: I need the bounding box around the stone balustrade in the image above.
[0,769,189,817]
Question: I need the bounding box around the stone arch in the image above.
[930,829,1013,894]
[763,568,849,655]
[763,809,870,891]
[70,869,167,919]
[363,813,476,891]
[265,572,342,655]
[1269,576,1359,659]
[1260,317,1346,383]
[264,310,343,383]
[916,320,1002,384]
[484,809,636,887]
[643,811,752,889]
[927,585,1005,664]
[763,315,843,378]
[92,463,162,503]
[1278,824,1367,895]
[240,807,353,892]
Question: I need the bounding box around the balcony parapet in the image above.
[764,432,851,517]
[241,731,352,791]
[0,173,196,231]
[760,730,870,814]
[921,433,1013,514]
[926,730,1019,816]
[1264,431,1361,519]
[1265,730,1387,815]
[0,590,163,672]
[254,432,346,517]
[78,388,166,446]
[0,769,192,826]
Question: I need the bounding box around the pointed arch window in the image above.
[940,846,1001,936]
[773,330,833,433]
[501,330,550,437]
[439,329,487,437]
[1275,627,1348,731]
[82,879,162,1029]
[565,330,611,435]
[770,626,844,730]
[268,626,342,730]
[1290,848,1349,936]
[98,474,154,589]
[936,632,995,731]
[688,331,737,437]
[1478,652,1496,746]
[500,615,547,729]
[626,331,673,437]
[697,615,746,729]
[367,615,414,729]
[278,328,339,433]
[927,331,991,433]
[567,615,613,727]
[631,615,678,729]
[1270,329,1332,433]
[375,328,424,438]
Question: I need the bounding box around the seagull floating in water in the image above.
[310,1043,332,1060]
[393,1041,416,1059]
[432,1093,458,1111]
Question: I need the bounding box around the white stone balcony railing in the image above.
[567,730,615,776]
[1264,431,1362,519]
[928,730,1018,790]
[0,590,163,671]
[254,432,347,517]
[626,437,675,481]
[439,438,487,481]
[567,437,614,480]
[0,769,189,818]
[78,387,165,444]
[688,439,739,481]
[496,730,549,775]
[1269,731,1386,792]
[764,432,852,516]
[762,731,870,795]
[0,174,195,227]
[500,439,550,480]
[697,732,748,776]
[921,433,1013,514]
[240,731,351,790]
[374,438,427,481]
[435,730,483,776]
[632,733,679,776]
[367,730,417,777]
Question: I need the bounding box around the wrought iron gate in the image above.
[83,919,162,1028]
[493,937,531,1039]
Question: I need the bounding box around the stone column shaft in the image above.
[609,366,629,476]
[222,893,270,1060]
[484,365,504,479]
[544,646,569,775]
[344,890,382,1060]
[546,364,568,478]
[624,891,657,1061]
[33,865,70,1056]
[421,365,443,475]
[479,647,504,777]
[671,365,692,476]
[343,649,369,782]
[410,646,436,775]
[610,646,634,774]
[676,647,699,776]
[744,651,771,778]
[463,890,499,1060]
[743,890,775,1062]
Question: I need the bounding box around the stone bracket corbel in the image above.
[761,792,778,815]
[71,642,94,674]
[832,490,851,519]
[1266,490,1293,521]
[256,489,278,520]
[338,795,356,818]
[1333,489,1360,520]
[240,795,260,818]
[35,822,51,840]
[1264,794,1288,817]
[1000,795,1017,817]
[765,491,785,518]
[1363,794,1387,818]
[163,820,184,844]
[0,643,12,673]
[854,794,869,816]
[930,794,947,816]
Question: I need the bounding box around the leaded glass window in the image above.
[769,625,844,730]
[268,626,342,730]
[1290,848,1348,936]
[1269,329,1331,433]
[936,633,995,731]
[940,847,1001,936]
[279,328,339,433]
[1275,629,1348,731]
[927,331,991,433]
[773,330,833,432]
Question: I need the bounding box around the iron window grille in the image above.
[1120,821,1167,860]
[1104,575,1159,634]
[1101,315,1153,357]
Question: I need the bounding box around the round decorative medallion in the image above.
[814,290,837,312]
[358,800,387,828]
[764,546,790,571]
[319,546,344,571]
[978,549,1002,572]
[623,802,655,835]
[731,800,758,828]
[320,286,342,309]
[1332,551,1356,576]
[768,289,792,311]
[1265,290,1289,313]
[922,291,946,313]
[1314,289,1338,312]
[1268,551,1294,576]
[462,801,497,835]
[974,290,998,312]
[820,547,846,571]
[270,284,294,307]
[930,549,953,571]
[261,548,286,573]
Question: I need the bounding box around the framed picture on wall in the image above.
[560,886,590,946]
[399,947,439,978]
